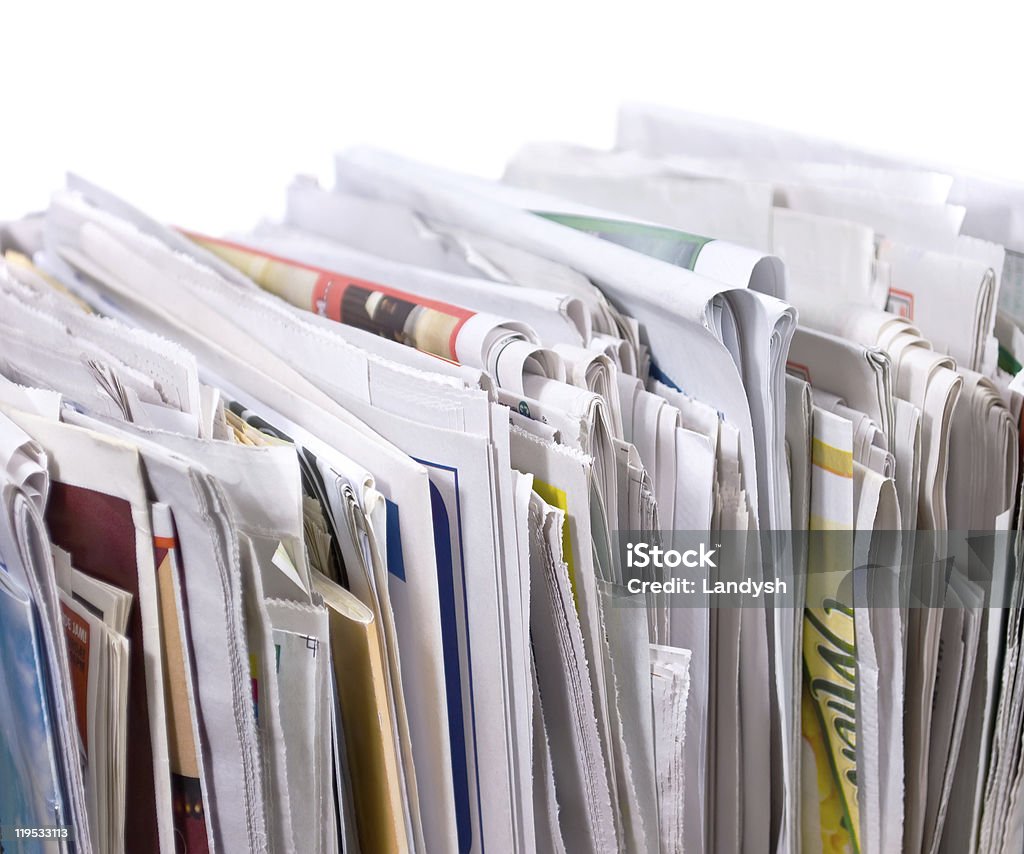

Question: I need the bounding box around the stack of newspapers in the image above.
[2,104,1024,854]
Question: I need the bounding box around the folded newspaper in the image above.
[0,104,1023,854]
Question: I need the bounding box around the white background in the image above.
[2,0,1022,232]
